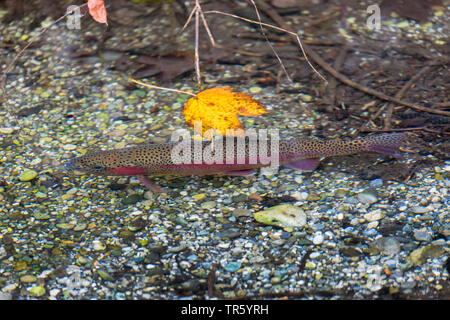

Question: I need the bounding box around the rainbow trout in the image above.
[64,133,405,192]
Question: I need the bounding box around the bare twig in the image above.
[194,2,201,89]
[361,126,450,136]
[384,64,433,129]
[207,263,218,298]
[300,47,450,117]
[248,0,292,83]
[181,0,217,89]
[251,2,450,117]
[129,78,196,96]
[327,45,349,109]
[204,10,327,83]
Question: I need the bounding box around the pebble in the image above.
[374,237,401,255]
[20,275,37,283]
[413,228,432,242]
[122,194,143,205]
[248,193,263,201]
[364,209,385,221]
[19,169,38,182]
[334,188,349,197]
[73,223,87,232]
[62,144,77,151]
[92,240,106,251]
[357,189,378,205]
[0,127,14,134]
[312,232,324,245]
[192,193,206,201]
[291,191,308,201]
[270,277,281,284]
[57,221,76,230]
[232,208,252,217]
[201,201,216,210]
[97,270,114,281]
[224,261,242,272]
[407,244,445,266]
[249,86,262,94]
[294,176,303,184]
[49,289,60,297]
[411,206,430,214]
[369,179,383,188]
[366,221,379,229]
[29,286,46,297]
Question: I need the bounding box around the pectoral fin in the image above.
[284,158,320,171]
[137,175,164,193]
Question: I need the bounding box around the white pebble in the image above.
[312,232,324,245]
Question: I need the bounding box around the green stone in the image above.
[97,270,114,281]
[14,260,28,271]
[29,286,46,297]
[132,89,147,97]
[20,169,38,182]
[56,221,76,230]
[201,201,216,210]
[119,230,135,239]
[407,244,445,266]
[73,223,87,231]
[34,212,50,220]
[20,275,37,283]
[122,194,143,205]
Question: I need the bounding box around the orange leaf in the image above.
[182,87,268,139]
[87,0,108,25]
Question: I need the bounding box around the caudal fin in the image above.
[364,133,406,158]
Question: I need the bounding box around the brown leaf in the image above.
[88,0,108,25]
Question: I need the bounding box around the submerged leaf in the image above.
[88,0,108,25]
[183,87,268,139]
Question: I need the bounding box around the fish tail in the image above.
[359,133,406,158]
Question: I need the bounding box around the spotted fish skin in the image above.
[64,133,406,177]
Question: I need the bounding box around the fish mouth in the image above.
[62,159,88,175]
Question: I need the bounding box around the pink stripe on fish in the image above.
[107,166,148,175]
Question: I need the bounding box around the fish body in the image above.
[64,133,405,182]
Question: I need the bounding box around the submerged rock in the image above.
[19,169,38,182]
[407,244,445,266]
[254,204,307,232]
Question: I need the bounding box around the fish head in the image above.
[63,150,122,175]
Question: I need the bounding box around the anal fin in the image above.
[137,175,164,193]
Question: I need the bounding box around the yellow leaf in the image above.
[182,87,268,139]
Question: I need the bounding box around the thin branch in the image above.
[384,64,433,129]
[194,2,201,89]
[361,126,450,136]
[250,2,450,117]
[129,78,196,96]
[248,0,292,82]
[204,10,327,83]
